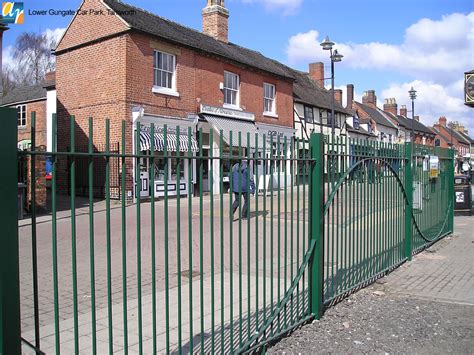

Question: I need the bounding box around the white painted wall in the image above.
[46,89,57,151]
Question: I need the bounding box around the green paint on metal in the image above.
[0,108,21,355]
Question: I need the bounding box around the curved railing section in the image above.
[324,157,452,244]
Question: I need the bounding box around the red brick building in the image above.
[432,116,471,173]
[55,0,295,198]
[383,98,435,146]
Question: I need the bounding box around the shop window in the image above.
[224,71,239,108]
[170,152,185,181]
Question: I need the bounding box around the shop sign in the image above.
[429,155,439,179]
[140,124,190,135]
[200,104,255,121]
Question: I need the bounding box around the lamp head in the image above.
[332,49,343,62]
[409,86,417,100]
[320,36,334,51]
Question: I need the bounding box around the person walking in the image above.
[232,159,255,219]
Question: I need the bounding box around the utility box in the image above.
[454,175,472,216]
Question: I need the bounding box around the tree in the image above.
[2,66,17,96]
[12,31,56,85]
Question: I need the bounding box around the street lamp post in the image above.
[320,36,343,136]
[409,87,417,145]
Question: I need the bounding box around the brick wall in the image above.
[56,3,295,197]
[125,32,294,128]
[14,99,47,147]
[56,0,128,52]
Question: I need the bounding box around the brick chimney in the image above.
[438,116,447,127]
[383,98,398,116]
[362,90,377,107]
[44,71,56,83]
[309,62,324,88]
[400,105,407,117]
[346,84,354,109]
[334,89,343,106]
[0,20,9,98]
[202,0,229,43]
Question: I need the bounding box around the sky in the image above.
[3,0,474,134]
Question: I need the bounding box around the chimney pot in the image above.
[400,105,407,117]
[362,90,377,107]
[202,0,229,43]
[383,97,398,116]
[439,116,447,127]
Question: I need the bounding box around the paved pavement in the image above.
[18,180,458,354]
[269,215,474,354]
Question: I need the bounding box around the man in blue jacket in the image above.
[232,159,255,219]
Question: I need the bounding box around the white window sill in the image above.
[152,86,180,97]
[223,103,242,111]
[18,125,27,130]
[263,112,278,118]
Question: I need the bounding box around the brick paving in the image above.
[385,215,474,305]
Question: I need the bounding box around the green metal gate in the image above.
[0,108,454,354]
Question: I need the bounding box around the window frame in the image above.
[303,105,314,123]
[263,82,277,116]
[223,71,240,109]
[17,104,27,128]
[152,50,179,97]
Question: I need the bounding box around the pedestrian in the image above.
[232,159,255,219]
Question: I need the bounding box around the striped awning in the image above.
[139,131,199,152]
[202,114,265,149]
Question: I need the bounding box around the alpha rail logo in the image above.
[2,2,24,24]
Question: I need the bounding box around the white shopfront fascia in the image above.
[132,113,198,199]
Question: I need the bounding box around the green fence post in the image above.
[0,107,21,355]
[404,143,413,261]
[309,133,324,319]
[448,148,455,233]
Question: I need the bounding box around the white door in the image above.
[139,156,150,198]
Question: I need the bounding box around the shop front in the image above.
[255,123,296,192]
[198,104,263,194]
[134,114,199,198]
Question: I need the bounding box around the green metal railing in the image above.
[0,109,454,355]
[321,135,454,304]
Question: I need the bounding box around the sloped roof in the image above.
[432,126,453,145]
[103,0,294,80]
[457,130,474,144]
[389,113,436,136]
[290,70,351,115]
[0,83,47,106]
[355,103,398,129]
[446,126,471,145]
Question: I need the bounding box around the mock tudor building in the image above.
[292,63,352,141]
[348,89,398,143]
[383,98,435,146]
[55,0,295,198]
